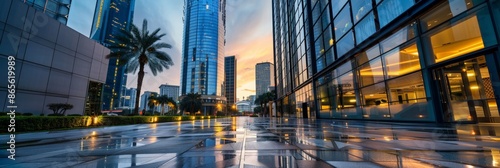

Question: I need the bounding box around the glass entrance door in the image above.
[435,56,499,123]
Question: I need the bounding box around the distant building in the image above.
[255,62,275,97]
[180,0,227,115]
[224,56,237,106]
[159,84,179,101]
[121,88,137,109]
[140,91,158,112]
[235,100,252,113]
[90,0,135,111]
[21,0,72,24]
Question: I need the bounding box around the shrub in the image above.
[68,114,82,116]
[47,114,65,116]
[249,114,258,117]
[0,112,7,116]
[22,113,33,116]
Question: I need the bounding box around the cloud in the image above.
[243,89,256,92]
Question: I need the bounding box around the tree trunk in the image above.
[134,63,145,115]
[161,104,165,116]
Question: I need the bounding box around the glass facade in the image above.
[0,0,109,115]
[21,0,71,25]
[273,0,500,123]
[181,0,226,115]
[255,62,275,97]
[90,0,135,111]
[224,56,236,105]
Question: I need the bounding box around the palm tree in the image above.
[166,97,177,115]
[155,95,171,116]
[107,19,174,115]
[148,95,158,115]
[179,93,202,115]
[255,91,276,117]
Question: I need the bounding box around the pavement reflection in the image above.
[1,117,500,167]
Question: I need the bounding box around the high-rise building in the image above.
[255,62,275,97]
[139,91,158,112]
[273,0,500,122]
[181,0,227,115]
[0,0,109,115]
[21,0,72,25]
[90,0,135,111]
[159,84,180,101]
[121,88,137,109]
[224,56,237,106]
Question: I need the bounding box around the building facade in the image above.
[224,56,237,106]
[159,84,179,101]
[139,91,158,112]
[273,0,500,123]
[181,0,227,115]
[90,0,135,111]
[0,0,109,115]
[21,0,72,25]
[255,62,275,97]
[121,87,136,109]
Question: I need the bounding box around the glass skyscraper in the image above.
[90,0,135,111]
[181,0,226,115]
[224,56,236,106]
[255,62,275,97]
[273,0,500,123]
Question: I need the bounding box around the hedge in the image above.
[0,115,225,133]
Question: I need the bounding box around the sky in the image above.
[67,0,272,101]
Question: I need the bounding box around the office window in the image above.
[351,0,372,23]
[383,43,420,79]
[359,57,384,87]
[377,0,414,27]
[334,4,352,40]
[354,12,376,44]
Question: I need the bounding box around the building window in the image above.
[383,43,420,79]
[358,57,384,87]
[377,0,414,28]
[354,12,376,44]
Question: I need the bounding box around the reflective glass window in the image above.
[356,44,380,66]
[384,43,421,79]
[377,0,414,27]
[336,31,354,57]
[331,0,348,17]
[421,0,484,32]
[360,83,389,119]
[387,72,429,120]
[351,0,372,23]
[334,4,352,40]
[358,57,384,87]
[430,15,485,63]
[354,12,376,44]
[380,25,416,53]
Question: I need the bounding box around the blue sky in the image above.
[67,0,272,100]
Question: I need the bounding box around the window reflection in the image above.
[351,0,372,23]
[358,57,384,87]
[356,44,380,66]
[336,31,354,57]
[361,83,390,119]
[384,43,421,79]
[387,72,428,120]
[420,0,481,31]
[354,12,376,44]
[377,0,414,28]
[334,4,352,40]
[331,0,348,18]
[430,15,484,63]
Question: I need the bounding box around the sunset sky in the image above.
[67,0,273,100]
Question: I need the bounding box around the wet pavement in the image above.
[1,117,500,167]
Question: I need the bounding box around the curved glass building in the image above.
[181,0,226,115]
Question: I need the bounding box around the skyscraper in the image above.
[90,0,135,111]
[21,0,72,24]
[181,0,226,115]
[273,0,500,122]
[140,91,158,112]
[255,62,274,97]
[121,88,137,109]
[224,56,237,106]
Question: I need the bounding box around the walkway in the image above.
[1,117,500,167]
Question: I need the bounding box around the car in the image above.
[106,113,118,116]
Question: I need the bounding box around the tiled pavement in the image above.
[1,117,500,167]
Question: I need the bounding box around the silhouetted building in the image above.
[255,62,274,97]
[224,56,237,106]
